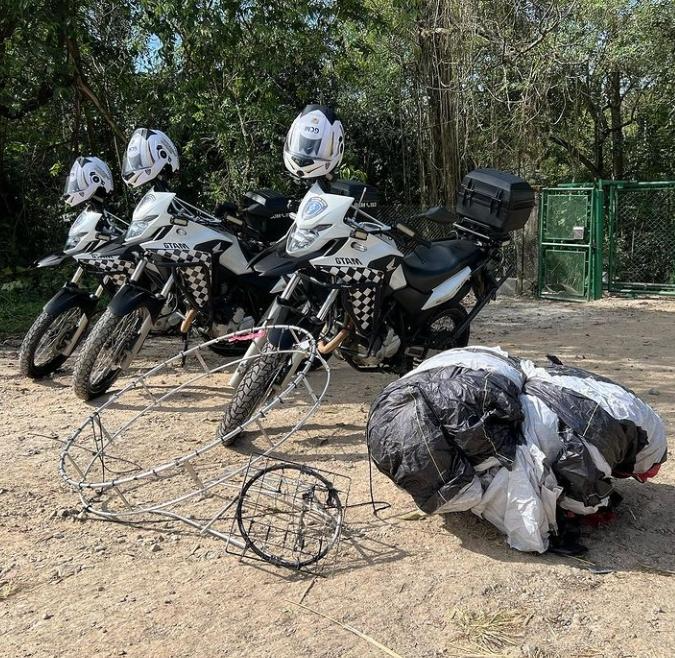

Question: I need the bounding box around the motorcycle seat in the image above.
[402,239,483,291]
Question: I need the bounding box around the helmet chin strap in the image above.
[154,173,170,192]
[90,193,106,209]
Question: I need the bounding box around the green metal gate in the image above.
[538,179,675,300]
[538,186,603,301]
[607,181,675,294]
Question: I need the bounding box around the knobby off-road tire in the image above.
[404,303,470,372]
[72,306,149,400]
[19,308,85,378]
[217,343,284,446]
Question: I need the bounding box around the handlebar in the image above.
[347,208,432,248]
[393,222,432,248]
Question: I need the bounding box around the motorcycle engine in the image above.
[341,327,401,368]
[209,305,254,338]
[150,298,182,334]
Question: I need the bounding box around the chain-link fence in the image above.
[609,184,675,291]
[369,204,537,292]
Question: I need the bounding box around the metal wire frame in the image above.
[57,325,344,568]
[59,324,330,503]
[225,457,350,570]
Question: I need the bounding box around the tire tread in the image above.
[19,310,74,378]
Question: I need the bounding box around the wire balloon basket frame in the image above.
[58,325,349,571]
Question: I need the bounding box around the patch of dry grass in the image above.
[447,607,531,656]
[0,581,18,601]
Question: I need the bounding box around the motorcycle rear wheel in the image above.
[405,303,470,371]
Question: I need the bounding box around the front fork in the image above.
[277,287,338,388]
[228,274,301,387]
[63,267,103,356]
[119,259,174,368]
[228,274,338,388]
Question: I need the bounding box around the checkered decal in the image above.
[78,255,136,288]
[153,248,212,308]
[319,265,383,335]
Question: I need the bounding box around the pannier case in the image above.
[456,169,534,233]
[242,189,293,241]
[330,179,378,208]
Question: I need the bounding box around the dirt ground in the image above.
[1,296,674,658]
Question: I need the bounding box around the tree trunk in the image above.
[417,1,462,206]
[607,69,624,180]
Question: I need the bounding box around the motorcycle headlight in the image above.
[286,224,330,253]
[65,231,87,250]
[125,217,156,241]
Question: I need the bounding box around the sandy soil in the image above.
[1,296,674,658]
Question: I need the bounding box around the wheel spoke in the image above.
[90,309,147,385]
[34,308,82,367]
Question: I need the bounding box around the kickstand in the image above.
[180,332,190,367]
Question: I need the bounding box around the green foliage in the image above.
[0,266,76,336]
[1,0,674,283]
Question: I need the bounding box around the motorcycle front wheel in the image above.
[72,306,150,400]
[19,307,86,378]
[217,342,285,445]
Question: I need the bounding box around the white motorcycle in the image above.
[218,169,534,442]
[18,204,135,378]
[71,185,293,399]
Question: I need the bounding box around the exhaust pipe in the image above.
[318,327,350,355]
[180,308,198,334]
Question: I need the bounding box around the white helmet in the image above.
[283,105,344,179]
[63,156,113,207]
[122,128,179,188]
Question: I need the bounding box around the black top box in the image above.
[330,179,378,208]
[243,189,291,218]
[242,189,293,241]
[456,169,534,233]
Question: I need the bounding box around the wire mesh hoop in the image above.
[59,325,330,516]
[235,463,345,569]
[57,326,347,569]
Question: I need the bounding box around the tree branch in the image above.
[0,81,56,120]
[66,36,126,141]
[549,133,600,176]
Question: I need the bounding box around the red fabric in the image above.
[579,509,617,527]
[564,509,616,526]
[612,462,661,482]
[634,463,661,483]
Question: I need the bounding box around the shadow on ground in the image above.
[440,479,675,575]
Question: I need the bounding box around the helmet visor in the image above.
[63,158,89,196]
[122,129,152,177]
[297,135,322,157]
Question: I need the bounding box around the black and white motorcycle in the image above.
[18,156,158,378]
[71,182,293,399]
[219,166,533,441]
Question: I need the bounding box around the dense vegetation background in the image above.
[1,0,674,276]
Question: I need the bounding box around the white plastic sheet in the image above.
[415,348,665,552]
